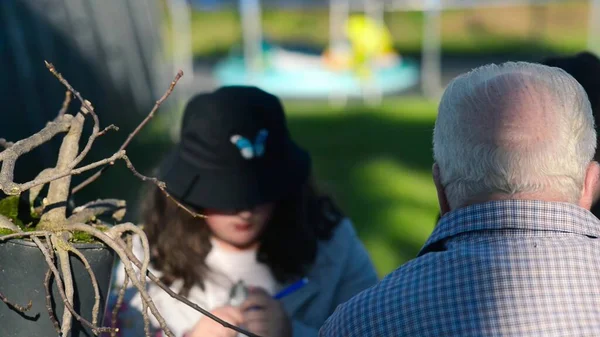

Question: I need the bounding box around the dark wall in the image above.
[0,0,166,184]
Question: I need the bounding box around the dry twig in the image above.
[44,269,62,335]
[0,115,73,194]
[0,138,14,149]
[13,150,126,195]
[43,235,62,335]
[68,198,127,224]
[98,124,119,137]
[72,70,184,194]
[0,230,51,242]
[45,61,100,171]
[0,291,32,313]
[32,236,115,335]
[69,245,102,326]
[58,90,72,117]
[111,235,132,337]
[69,223,176,337]
[108,223,152,336]
[122,155,206,219]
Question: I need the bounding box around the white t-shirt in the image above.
[111,236,282,337]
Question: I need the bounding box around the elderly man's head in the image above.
[433,61,599,213]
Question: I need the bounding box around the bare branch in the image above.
[161,187,207,220]
[0,115,72,162]
[111,235,132,337]
[121,69,184,153]
[105,223,153,335]
[13,150,126,196]
[45,62,100,170]
[68,246,101,327]
[98,124,119,137]
[69,100,100,169]
[122,155,165,188]
[40,110,85,227]
[107,223,150,286]
[58,90,72,117]
[29,168,58,208]
[71,70,184,194]
[0,230,51,241]
[69,224,177,337]
[43,234,62,335]
[0,138,13,149]
[53,237,75,336]
[44,269,62,335]
[0,291,32,313]
[68,199,127,224]
[0,115,73,194]
[0,62,221,337]
[31,236,116,335]
[121,155,207,220]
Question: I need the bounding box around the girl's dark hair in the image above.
[140,177,343,297]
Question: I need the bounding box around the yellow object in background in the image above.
[345,14,394,57]
[347,15,395,79]
[323,14,397,78]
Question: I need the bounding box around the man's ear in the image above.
[579,161,600,210]
[433,163,451,216]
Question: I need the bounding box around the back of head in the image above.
[433,61,596,209]
[542,52,600,115]
[542,51,600,160]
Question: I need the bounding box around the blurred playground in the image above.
[155,0,597,276]
[166,1,591,58]
[3,0,598,278]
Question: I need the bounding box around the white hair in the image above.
[433,61,596,208]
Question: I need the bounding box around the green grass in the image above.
[161,2,591,59]
[282,97,439,276]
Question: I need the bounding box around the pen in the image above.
[243,277,309,311]
[273,277,309,300]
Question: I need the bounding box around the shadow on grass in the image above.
[286,106,438,277]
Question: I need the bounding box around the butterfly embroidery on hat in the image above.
[230,128,269,159]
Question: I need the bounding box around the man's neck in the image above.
[459,192,574,209]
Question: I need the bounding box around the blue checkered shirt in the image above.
[319,200,600,337]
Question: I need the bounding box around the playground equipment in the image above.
[213,14,420,104]
[172,0,600,105]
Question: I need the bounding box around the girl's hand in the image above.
[187,305,244,337]
[240,287,292,337]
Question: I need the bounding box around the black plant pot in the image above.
[0,238,116,337]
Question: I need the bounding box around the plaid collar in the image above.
[419,200,600,256]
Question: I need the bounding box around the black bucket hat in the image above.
[158,86,311,210]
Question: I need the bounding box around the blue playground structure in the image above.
[214,40,420,99]
[207,0,420,103]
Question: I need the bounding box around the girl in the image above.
[106,86,379,337]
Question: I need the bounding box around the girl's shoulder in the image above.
[331,217,359,239]
[317,217,362,258]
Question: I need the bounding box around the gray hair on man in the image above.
[433,61,597,209]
